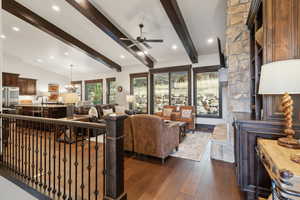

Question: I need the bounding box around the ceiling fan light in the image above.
[137,51,144,56]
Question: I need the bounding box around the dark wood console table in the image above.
[233,112,300,200]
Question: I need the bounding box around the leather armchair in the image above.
[131,114,179,163]
[95,104,117,119]
[173,106,196,131]
[123,116,134,152]
[154,105,177,121]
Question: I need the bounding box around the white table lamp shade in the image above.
[259,59,300,95]
[126,95,135,103]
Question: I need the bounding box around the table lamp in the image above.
[259,59,300,149]
[126,95,136,114]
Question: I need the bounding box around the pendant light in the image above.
[64,64,79,93]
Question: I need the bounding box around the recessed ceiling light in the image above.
[52,5,60,12]
[137,51,144,56]
[143,51,148,55]
[0,34,6,39]
[207,38,214,44]
[120,55,125,59]
[64,52,69,56]
[12,27,20,32]
[49,56,55,59]
[172,44,178,50]
[37,59,43,63]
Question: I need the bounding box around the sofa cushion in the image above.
[181,109,192,118]
[103,108,113,116]
[163,108,173,117]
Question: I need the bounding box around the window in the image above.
[150,65,191,113]
[84,79,103,105]
[153,73,169,113]
[106,78,116,104]
[194,66,222,118]
[71,81,82,100]
[170,71,189,106]
[130,73,148,113]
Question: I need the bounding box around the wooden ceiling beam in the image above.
[160,0,198,63]
[3,0,122,72]
[66,0,154,68]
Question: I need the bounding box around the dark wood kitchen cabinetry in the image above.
[2,72,20,87]
[18,78,37,95]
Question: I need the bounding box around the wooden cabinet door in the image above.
[18,78,37,95]
[18,78,27,95]
[262,0,300,122]
[3,72,19,87]
[27,79,36,95]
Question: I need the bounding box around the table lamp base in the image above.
[278,137,300,149]
[291,154,300,164]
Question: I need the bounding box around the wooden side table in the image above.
[257,139,300,200]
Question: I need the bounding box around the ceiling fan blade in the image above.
[120,38,133,41]
[144,39,164,43]
[142,42,152,49]
[128,43,138,48]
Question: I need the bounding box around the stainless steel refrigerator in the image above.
[2,87,19,107]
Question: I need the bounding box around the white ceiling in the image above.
[2,11,113,79]
[177,0,227,54]
[2,0,226,78]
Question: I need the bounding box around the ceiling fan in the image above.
[120,23,163,49]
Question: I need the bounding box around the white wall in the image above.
[3,53,69,100]
[76,53,229,126]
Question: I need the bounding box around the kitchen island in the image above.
[16,104,67,118]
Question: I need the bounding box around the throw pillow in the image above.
[163,108,173,117]
[115,106,126,114]
[88,106,99,118]
[103,108,114,116]
[181,109,192,119]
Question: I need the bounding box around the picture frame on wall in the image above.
[48,84,59,102]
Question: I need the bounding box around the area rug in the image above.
[170,132,211,162]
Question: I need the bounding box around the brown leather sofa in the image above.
[123,116,134,152]
[95,104,117,119]
[173,106,196,131]
[130,114,179,163]
[154,105,177,121]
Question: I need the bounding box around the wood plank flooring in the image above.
[1,129,244,200]
[124,142,244,200]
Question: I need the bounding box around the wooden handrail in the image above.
[0,114,106,129]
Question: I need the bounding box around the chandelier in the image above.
[64,64,79,93]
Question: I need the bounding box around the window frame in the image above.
[130,72,149,114]
[193,66,222,119]
[150,65,192,113]
[106,77,116,104]
[84,79,103,104]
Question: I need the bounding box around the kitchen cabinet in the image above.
[2,72,19,87]
[18,78,37,95]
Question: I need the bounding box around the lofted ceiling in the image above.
[2,0,226,78]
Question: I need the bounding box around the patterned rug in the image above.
[170,132,211,162]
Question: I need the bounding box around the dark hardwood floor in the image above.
[0,130,243,200]
[124,143,244,200]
